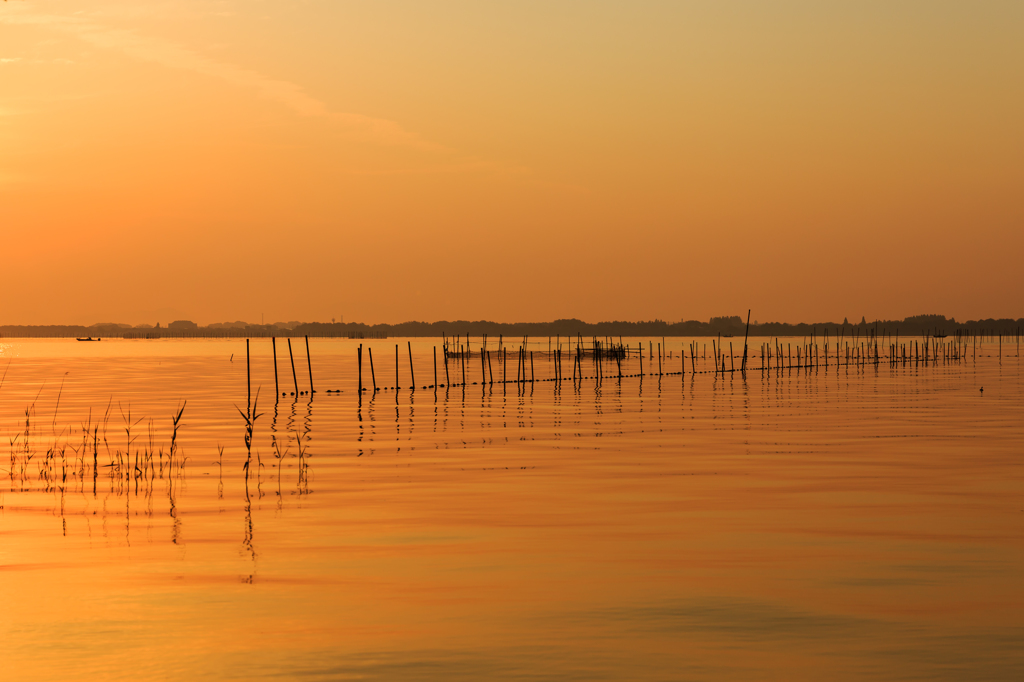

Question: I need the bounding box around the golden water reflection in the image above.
[0,338,1021,680]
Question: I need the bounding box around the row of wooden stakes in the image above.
[240,328,1010,408]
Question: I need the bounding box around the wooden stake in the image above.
[272,337,279,398]
[741,309,751,371]
[369,347,377,392]
[287,338,299,396]
[305,335,314,394]
[408,341,415,389]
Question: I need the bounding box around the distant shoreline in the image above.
[0,315,1020,339]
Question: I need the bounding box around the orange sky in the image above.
[1,1,1021,326]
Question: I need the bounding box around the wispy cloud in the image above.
[335,157,531,177]
[0,9,443,151]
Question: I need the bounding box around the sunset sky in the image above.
[1,1,1021,326]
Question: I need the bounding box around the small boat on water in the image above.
[76,337,101,342]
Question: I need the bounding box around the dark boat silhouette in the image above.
[76,337,101,342]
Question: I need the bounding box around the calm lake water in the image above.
[0,337,1021,681]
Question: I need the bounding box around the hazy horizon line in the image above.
[3,313,1023,330]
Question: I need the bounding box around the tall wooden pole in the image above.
[272,337,279,398]
[305,335,314,394]
[408,341,416,389]
[741,309,751,371]
[369,347,377,392]
[287,338,299,396]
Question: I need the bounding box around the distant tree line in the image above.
[0,314,1021,339]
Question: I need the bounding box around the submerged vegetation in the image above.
[5,399,189,495]
[1,394,312,502]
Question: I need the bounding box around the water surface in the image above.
[0,338,1021,681]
